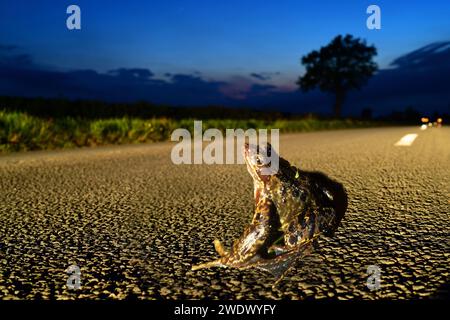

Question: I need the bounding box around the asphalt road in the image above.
[0,126,449,300]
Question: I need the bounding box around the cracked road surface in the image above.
[0,126,449,299]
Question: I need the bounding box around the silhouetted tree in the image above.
[297,35,378,117]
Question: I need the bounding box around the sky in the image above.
[1,1,449,115]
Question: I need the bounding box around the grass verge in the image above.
[0,110,382,153]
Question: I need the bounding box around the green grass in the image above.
[0,110,381,153]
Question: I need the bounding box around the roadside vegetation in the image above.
[0,110,381,153]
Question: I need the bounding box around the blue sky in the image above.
[1,0,449,85]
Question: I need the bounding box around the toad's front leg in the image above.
[192,197,281,271]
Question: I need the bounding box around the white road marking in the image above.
[395,133,418,146]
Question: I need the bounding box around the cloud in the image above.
[345,41,450,115]
[250,72,281,81]
[390,41,450,69]
[108,68,154,80]
[218,75,254,99]
[0,47,231,104]
[250,73,270,81]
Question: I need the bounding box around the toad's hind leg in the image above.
[256,243,315,288]
[254,251,298,285]
[191,259,224,271]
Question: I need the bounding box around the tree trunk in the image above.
[333,90,345,118]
